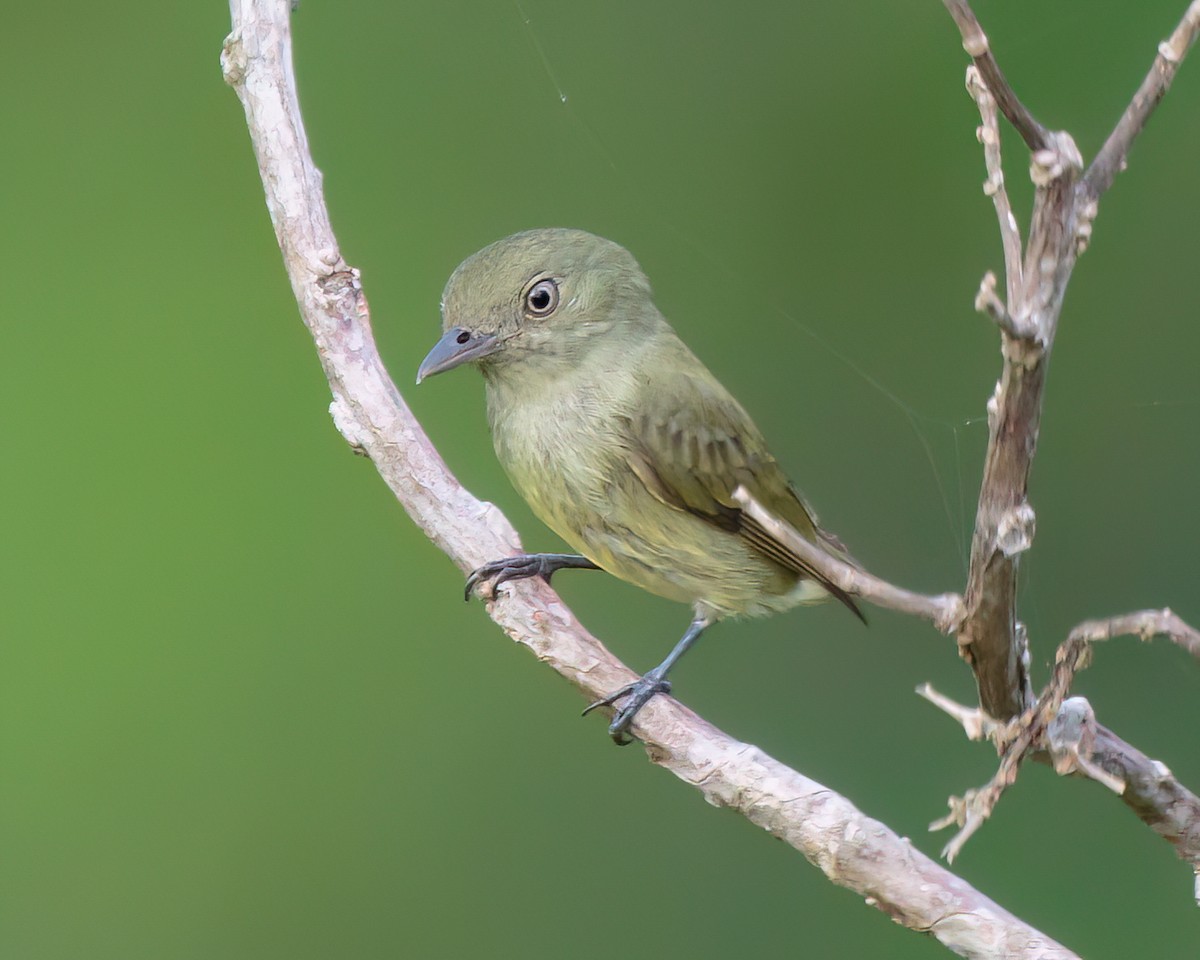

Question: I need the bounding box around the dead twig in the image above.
[923,609,1200,888]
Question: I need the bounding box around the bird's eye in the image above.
[524,278,560,317]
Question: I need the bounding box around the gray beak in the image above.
[416,326,501,383]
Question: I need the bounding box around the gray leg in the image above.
[582,614,712,745]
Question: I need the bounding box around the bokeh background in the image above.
[2,1,1198,957]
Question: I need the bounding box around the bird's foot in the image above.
[464,553,597,601]
[582,673,672,745]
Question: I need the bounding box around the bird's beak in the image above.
[416,326,501,383]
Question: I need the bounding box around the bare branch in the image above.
[941,0,1049,151]
[1068,608,1200,660]
[917,683,1000,741]
[925,627,1200,880]
[926,685,1043,863]
[1084,1,1200,199]
[1091,723,1200,901]
[1040,609,1200,729]
[932,732,1029,864]
[222,1,1081,953]
[1029,610,1200,875]
[950,25,1085,722]
[930,690,1200,888]
[966,70,1023,307]
[934,679,1200,883]
[939,1,1199,734]
[974,272,1036,341]
[732,487,965,633]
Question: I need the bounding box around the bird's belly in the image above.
[488,385,826,618]
[505,445,808,617]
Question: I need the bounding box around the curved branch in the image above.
[1067,608,1200,660]
[221,1,1078,955]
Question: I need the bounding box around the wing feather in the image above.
[622,365,864,623]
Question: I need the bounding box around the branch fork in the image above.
[924,608,1200,882]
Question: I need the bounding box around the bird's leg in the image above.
[583,614,712,745]
[464,553,599,600]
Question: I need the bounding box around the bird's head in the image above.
[416,228,657,385]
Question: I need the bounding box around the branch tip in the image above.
[1085,0,1200,197]
[1066,608,1200,660]
[917,683,998,740]
[974,272,1039,340]
[931,790,992,864]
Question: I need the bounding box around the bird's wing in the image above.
[622,366,864,622]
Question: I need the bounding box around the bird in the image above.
[417,228,863,743]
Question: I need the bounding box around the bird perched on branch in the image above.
[417,228,863,743]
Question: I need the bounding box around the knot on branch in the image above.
[1161,2,1200,63]
[1074,198,1100,255]
[1047,698,1126,793]
[221,34,248,85]
[1030,134,1083,187]
[961,27,989,59]
[314,266,367,337]
[996,503,1036,557]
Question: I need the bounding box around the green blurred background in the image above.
[2,1,1197,957]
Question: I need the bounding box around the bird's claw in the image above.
[582,675,673,745]
[464,555,548,601]
[464,553,597,600]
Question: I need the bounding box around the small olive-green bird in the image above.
[418,228,863,743]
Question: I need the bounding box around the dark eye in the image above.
[525,279,560,317]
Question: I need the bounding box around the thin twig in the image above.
[1042,609,1200,724]
[966,69,1023,308]
[1084,1,1200,199]
[221,1,1082,954]
[974,271,1035,341]
[916,683,1000,741]
[1068,608,1200,660]
[927,681,1200,890]
[932,722,1034,863]
[941,0,1049,151]
[732,487,965,633]
[923,606,1200,880]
